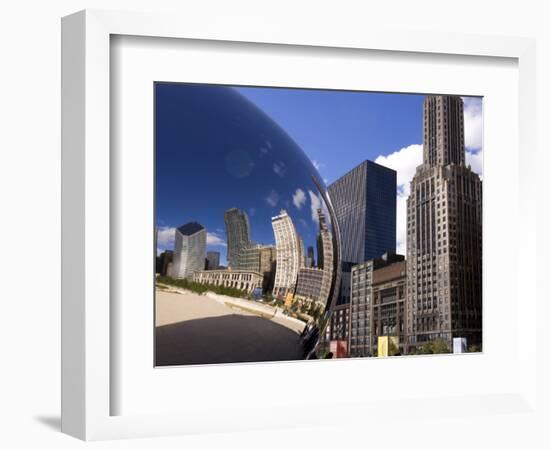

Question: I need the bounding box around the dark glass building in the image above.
[328,160,396,264]
[328,160,397,308]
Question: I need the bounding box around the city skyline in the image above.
[156,85,482,264]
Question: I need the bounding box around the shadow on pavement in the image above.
[155,314,305,366]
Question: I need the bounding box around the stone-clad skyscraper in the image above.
[406,95,482,351]
[224,208,251,268]
[272,209,301,298]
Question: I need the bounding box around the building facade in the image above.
[232,244,261,272]
[156,250,173,276]
[170,222,207,279]
[406,95,483,351]
[271,209,301,298]
[224,208,251,268]
[371,259,407,355]
[259,245,276,293]
[231,243,277,293]
[294,267,324,303]
[206,251,220,270]
[192,269,263,293]
[349,252,404,357]
[328,160,397,264]
[316,208,334,306]
[324,303,350,343]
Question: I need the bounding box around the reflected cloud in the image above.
[265,189,279,207]
[292,188,306,209]
[273,161,286,177]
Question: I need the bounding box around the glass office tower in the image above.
[328,160,396,265]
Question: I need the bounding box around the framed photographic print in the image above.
[61,9,538,441]
[153,82,483,366]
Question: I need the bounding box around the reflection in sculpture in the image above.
[155,83,341,365]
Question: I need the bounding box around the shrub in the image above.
[418,338,450,354]
[156,275,249,299]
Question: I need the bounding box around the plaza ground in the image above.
[155,288,306,366]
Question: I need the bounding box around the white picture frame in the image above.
[61,9,538,441]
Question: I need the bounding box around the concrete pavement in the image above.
[155,289,306,366]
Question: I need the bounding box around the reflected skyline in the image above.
[155,84,336,268]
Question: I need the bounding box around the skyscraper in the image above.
[317,208,334,306]
[406,95,482,351]
[328,159,397,307]
[328,160,397,264]
[206,251,220,270]
[224,208,251,268]
[170,222,207,279]
[271,209,301,298]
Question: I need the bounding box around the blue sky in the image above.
[235,87,426,185]
[156,84,483,261]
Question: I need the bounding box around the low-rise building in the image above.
[327,303,350,342]
[192,269,263,293]
[371,259,407,355]
[349,252,405,357]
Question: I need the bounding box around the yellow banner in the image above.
[284,293,294,308]
[378,336,388,357]
[378,336,399,357]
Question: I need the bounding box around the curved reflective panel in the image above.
[155,83,340,366]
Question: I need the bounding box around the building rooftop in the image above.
[177,222,205,236]
[373,260,406,285]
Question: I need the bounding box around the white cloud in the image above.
[374,136,483,256]
[462,96,483,151]
[207,231,227,247]
[308,190,321,223]
[375,144,423,256]
[375,144,423,196]
[466,149,483,178]
[312,160,323,171]
[292,188,306,209]
[265,189,279,207]
[157,226,176,247]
